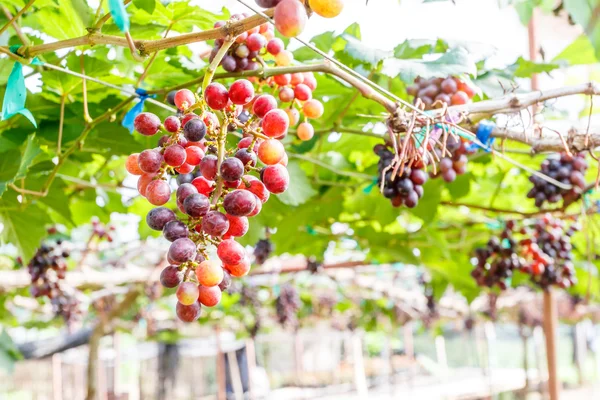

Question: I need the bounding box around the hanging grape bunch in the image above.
[253,238,273,265]
[522,214,578,290]
[129,77,297,323]
[275,284,301,330]
[407,76,476,110]
[428,133,473,183]
[527,152,588,208]
[373,143,428,208]
[26,239,81,323]
[471,222,525,290]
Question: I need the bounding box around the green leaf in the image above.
[410,179,443,224]
[133,0,155,15]
[554,35,597,65]
[446,173,471,200]
[564,0,600,59]
[276,161,317,206]
[0,195,50,261]
[340,34,392,66]
[0,151,21,197]
[381,47,477,82]
[25,0,86,40]
[16,135,42,180]
[510,56,560,78]
[0,329,22,373]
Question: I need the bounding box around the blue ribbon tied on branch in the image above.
[108,0,130,33]
[1,46,44,128]
[466,120,495,152]
[122,88,156,133]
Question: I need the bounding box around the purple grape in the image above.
[168,238,197,263]
[442,169,457,182]
[177,173,194,185]
[183,119,206,142]
[221,55,237,72]
[160,266,183,288]
[166,90,177,106]
[223,190,257,216]
[200,155,218,180]
[234,149,257,167]
[163,220,189,242]
[176,301,201,322]
[220,157,245,182]
[202,211,230,236]
[176,183,198,203]
[183,193,211,218]
[405,191,419,208]
[146,207,176,230]
[218,270,232,291]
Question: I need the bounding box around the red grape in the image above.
[163,220,189,242]
[138,149,163,173]
[196,259,224,287]
[274,0,308,37]
[247,33,267,52]
[303,99,324,119]
[185,146,204,166]
[176,301,201,322]
[267,38,284,55]
[261,164,289,194]
[183,119,207,142]
[258,139,285,165]
[200,154,218,180]
[174,89,195,111]
[137,173,156,197]
[177,282,199,305]
[205,83,230,110]
[191,176,215,196]
[168,238,197,263]
[229,79,255,105]
[262,109,290,137]
[224,190,257,216]
[235,148,257,167]
[164,116,181,133]
[217,239,246,265]
[134,112,161,136]
[202,211,230,236]
[225,256,251,277]
[224,215,249,238]
[220,157,245,181]
[164,144,187,167]
[146,207,176,230]
[183,193,211,217]
[198,285,222,307]
[160,265,183,288]
[278,87,295,102]
[297,122,314,141]
[146,180,171,206]
[252,95,278,118]
[274,74,291,86]
[126,153,143,175]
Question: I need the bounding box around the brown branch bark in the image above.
[491,126,600,153]
[4,9,273,59]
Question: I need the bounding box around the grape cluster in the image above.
[306,256,322,274]
[275,284,301,330]
[527,152,588,208]
[429,135,472,183]
[407,76,476,110]
[130,79,299,323]
[523,215,578,290]
[27,240,81,323]
[374,143,428,208]
[91,217,116,242]
[471,223,525,290]
[472,216,579,291]
[253,238,273,265]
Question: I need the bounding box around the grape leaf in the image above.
[554,35,598,65]
[133,0,155,15]
[276,161,317,206]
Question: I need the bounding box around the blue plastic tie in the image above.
[466,120,495,152]
[1,46,43,128]
[122,88,156,133]
[108,0,130,33]
[362,177,378,194]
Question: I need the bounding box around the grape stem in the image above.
[0,0,36,37]
[202,36,236,94]
[211,121,228,206]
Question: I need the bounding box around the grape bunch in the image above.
[407,76,476,110]
[527,152,588,208]
[91,217,116,242]
[523,215,578,290]
[471,223,525,290]
[27,239,81,323]
[429,134,472,183]
[255,0,344,38]
[129,78,298,323]
[373,143,428,208]
[275,284,301,330]
[253,238,273,265]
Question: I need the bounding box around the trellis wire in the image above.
[235,0,573,190]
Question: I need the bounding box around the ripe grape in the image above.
[218,271,232,291]
[302,99,324,119]
[183,119,207,142]
[261,164,290,194]
[267,38,284,55]
[174,89,196,111]
[166,90,176,105]
[274,74,292,86]
[164,116,181,133]
[176,163,194,174]
[285,108,300,127]
[191,176,215,196]
[202,211,230,236]
[247,33,267,52]
[205,83,229,110]
[146,207,176,230]
[220,157,245,181]
[225,256,251,277]
[308,0,344,18]
[198,285,222,307]
[177,173,194,185]
[164,145,187,167]
[200,155,218,180]
[258,139,286,165]
[253,95,278,118]
[235,148,257,167]
[138,149,163,173]
[146,180,172,206]
[126,153,143,175]
[254,239,273,265]
[275,50,294,66]
[163,220,189,242]
[255,0,283,7]
[185,146,204,166]
[176,301,201,322]
[168,238,197,263]
[160,265,183,288]
[196,259,224,287]
[274,0,308,37]
[303,72,317,90]
[217,239,246,265]
[229,79,255,105]
[410,76,476,110]
[451,91,469,105]
[297,122,314,141]
[137,173,156,197]
[183,193,211,217]
[177,282,200,305]
[278,87,295,103]
[294,83,312,101]
[225,215,249,238]
[241,178,270,203]
[181,113,199,127]
[262,109,290,137]
[224,190,258,216]
[134,112,161,136]
[238,137,261,153]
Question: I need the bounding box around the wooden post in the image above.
[543,289,560,400]
[226,351,244,400]
[435,335,448,381]
[52,353,64,400]
[245,339,256,400]
[522,332,530,393]
[215,328,226,400]
[293,333,303,384]
[352,332,368,397]
[113,333,121,398]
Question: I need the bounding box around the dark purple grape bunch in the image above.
[527,152,588,208]
[374,143,427,208]
[210,15,275,73]
[528,215,578,290]
[91,217,116,242]
[306,256,322,274]
[275,284,301,330]
[253,238,273,265]
[27,239,81,323]
[470,222,525,290]
[429,135,471,183]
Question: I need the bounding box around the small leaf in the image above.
[0,195,50,261]
[510,56,560,78]
[276,161,317,206]
[340,34,392,66]
[554,35,597,65]
[133,0,155,15]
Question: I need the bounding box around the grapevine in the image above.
[407,76,476,110]
[275,284,301,330]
